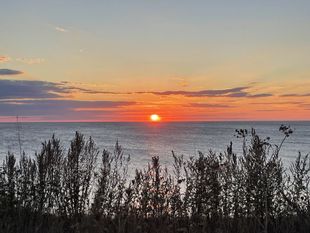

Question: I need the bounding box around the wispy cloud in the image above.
[188,103,232,108]
[16,57,45,64]
[0,69,23,76]
[256,109,285,112]
[55,26,68,33]
[135,86,272,98]
[172,77,189,87]
[245,93,273,98]
[281,93,310,97]
[0,55,45,65]
[0,56,10,63]
[251,101,303,105]
[68,86,273,99]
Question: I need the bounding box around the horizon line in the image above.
[0,120,309,124]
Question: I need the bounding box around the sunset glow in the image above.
[150,114,161,122]
[0,1,309,122]
[1,2,310,233]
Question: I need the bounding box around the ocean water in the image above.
[0,122,309,170]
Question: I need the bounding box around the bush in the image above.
[0,126,309,233]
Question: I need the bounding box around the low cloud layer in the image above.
[0,78,307,121]
[0,79,117,99]
[188,103,232,108]
[0,80,273,100]
[281,93,310,97]
[0,80,71,99]
[0,100,135,117]
[136,86,272,98]
[0,79,135,119]
[0,69,23,75]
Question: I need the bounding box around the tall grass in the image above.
[0,126,309,233]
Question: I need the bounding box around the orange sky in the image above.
[0,1,310,122]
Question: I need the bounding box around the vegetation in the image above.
[0,125,310,233]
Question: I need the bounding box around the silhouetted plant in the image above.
[92,141,130,220]
[2,153,18,212]
[60,132,99,232]
[0,126,310,233]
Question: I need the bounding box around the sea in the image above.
[0,122,309,170]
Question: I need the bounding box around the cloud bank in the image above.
[136,86,272,98]
[0,100,135,116]
[0,79,135,120]
[0,80,71,99]
[0,69,23,75]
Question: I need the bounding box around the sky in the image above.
[0,0,310,122]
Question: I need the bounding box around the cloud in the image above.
[298,103,310,111]
[0,79,136,120]
[256,109,285,112]
[281,93,310,97]
[136,86,272,98]
[252,101,302,105]
[55,26,68,33]
[69,87,123,95]
[0,80,74,99]
[0,80,273,102]
[171,77,189,87]
[148,87,248,97]
[16,58,45,64]
[0,69,23,75]
[0,99,135,117]
[188,103,232,108]
[0,56,10,63]
[0,79,124,99]
[246,93,273,98]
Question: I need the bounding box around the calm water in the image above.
[0,122,309,170]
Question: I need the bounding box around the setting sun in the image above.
[150,114,161,122]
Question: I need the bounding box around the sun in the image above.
[150,114,161,122]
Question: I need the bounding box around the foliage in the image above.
[0,126,309,233]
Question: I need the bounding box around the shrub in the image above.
[0,126,309,233]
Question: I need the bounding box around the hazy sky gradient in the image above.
[0,0,310,121]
